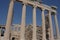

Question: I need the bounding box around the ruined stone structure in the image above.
[0,0,60,40]
[1,24,42,40]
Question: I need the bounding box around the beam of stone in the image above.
[54,14,60,40]
[20,3,26,40]
[48,11,54,40]
[41,9,46,40]
[32,6,37,40]
[4,0,15,40]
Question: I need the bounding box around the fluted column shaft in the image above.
[20,3,26,40]
[42,9,46,40]
[4,0,14,40]
[54,14,60,40]
[48,11,54,40]
[32,6,37,40]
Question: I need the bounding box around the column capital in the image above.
[48,10,52,15]
[22,2,27,6]
[54,13,57,16]
[41,8,45,11]
[22,0,27,5]
[33,5,37,8]
[54,12,57,15]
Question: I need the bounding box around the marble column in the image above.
[54,14,60,40]
[20,3,26,40]
[4,0,14,40]
[32,6,37,40]
[42,9,46,40]
[48,11,54,40]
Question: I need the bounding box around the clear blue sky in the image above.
[0,0,60,34]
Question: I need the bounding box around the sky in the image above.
[0,0,60,34]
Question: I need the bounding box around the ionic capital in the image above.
[33,5,37,8]
[54,11,57,15]
[22,0,27,5]
[41,8,45,11]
